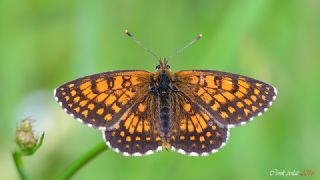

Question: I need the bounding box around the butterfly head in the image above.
[156,58,171,72]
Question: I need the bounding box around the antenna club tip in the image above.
[124,29,132,37]
[198,34,203,39]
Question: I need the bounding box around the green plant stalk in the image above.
[12,151,29,180]
[58,142,108,180]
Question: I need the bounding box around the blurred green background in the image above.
[1,0,319,179]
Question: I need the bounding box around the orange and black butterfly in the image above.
[54,31,277,156]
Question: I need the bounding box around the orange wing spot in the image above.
[228,106,236,113]
[71,90,76,96]
[252,106,258,111]
[190,136,195,140]
[238,86,248,94]
[126,136,132,142]
[129,116,139,134]
[80,81,91,90]
[125,90,135,97]
[146,137,151,141]
[104,113,112,121]
[86,92,97,100]
[79,100,88,107]
[120,131,125,137]
[244,99,253,105]
[156,137,161,141]
[62,91,66,95]
[183,104,191,112]
[191,115,203,133]
[105,95,116,105]
[235,91,244,98]
[82,87,91,96]
[82,110,89,118]
[199,136,205,142]
[209,140,214,144]
[180,118,187,131]
[244,108,250,116]
[206,131,212,137]
[136,121,143,133]
[215,132,221,137]
[211,102,220,111]
[96,108,104,115]
[201,93,213,104]
[144,121,151,132]
[201,144,206,149]
[117,139,122,143]
[189,76,199,84]
[68,84,75,88]
[202,113,210,121]
[112,103,121,113]
[130,76,142,85]
[237,102,244,108]
[124,114,134,129]
[115,90,123,96]
[222,92,235,101]
[68,104,72,108]
[187,121,194,132]
[221,78,234,91]
[136,136,141,141]
[65,96,70,101]
[123,81,131,87]
[238,79,250,88]
[212,125,217,130]
[180,136,185,140]
[88,103,95,110]
[74,107,80,113]
[259,102,263,107]
[74,96,80,103]
[138,104,146,112]
[256,83,262,87]
[214,94,226,104]
[254,89,260,95]
[195,113,207,129]
[113,76,124,89]
[221,111,229,119]
[96,80,108,92]
[196,87,205,96]
[118,94,130,105]
[205,76,215,88]
[96,93,108,102]
[262,95,266,100]
[251,95,257,102]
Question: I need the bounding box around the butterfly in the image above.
[54,31,277,156]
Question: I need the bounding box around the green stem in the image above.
[12,151,29,180]
[58,142,107,180]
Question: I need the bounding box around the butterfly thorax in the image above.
[151,59,176,143]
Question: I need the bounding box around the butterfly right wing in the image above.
[170,92,229,156]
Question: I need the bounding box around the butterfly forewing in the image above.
[54,70,151,130]
[103,94,162,156]
[170,92,229,156]
[175,70,277,128]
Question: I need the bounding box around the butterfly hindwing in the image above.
[54,70,151,130]
[103,94,163,156]
[170,92,229,156]
[175,70,277,128]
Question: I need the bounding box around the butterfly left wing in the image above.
[103,94,163,156]
[54,70,151,130]
[175,70,277,128]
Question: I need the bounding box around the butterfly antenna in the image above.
[125,29,160,61]
[168,34,202,60]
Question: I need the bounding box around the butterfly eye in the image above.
[156,65,160,69]
[166,65,171,68]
